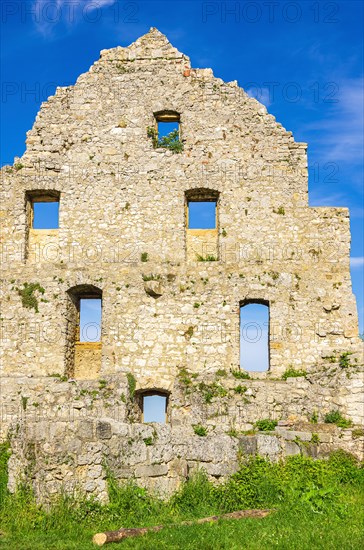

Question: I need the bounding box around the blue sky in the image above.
[189,201,216,229]
[79,298,102,342]
[33,201,59,228]
[1,0,363,334]
[143,394,166,422]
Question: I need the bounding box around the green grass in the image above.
[196,254,217,262]
[230,369,251,380]
[324,409,353,428]
[254,419,278,431]
[192,424,208,436]
[16,282,45,313]
[282,367,307,380]
[0,444,363,549]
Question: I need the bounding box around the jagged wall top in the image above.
[4,27,309,211]
[98,27,189,63]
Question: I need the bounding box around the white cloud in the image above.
[87,0,117,9]
[33,0,117,34]
[350,257,364,268]
[303,77,364,165]
[246,87,272,107]
[309,190,347,207]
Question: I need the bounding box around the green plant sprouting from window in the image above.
[147,127,183,153]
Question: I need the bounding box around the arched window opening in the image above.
[134,390,169,424]
[185,188,219,261]
[240,300,269,372]
[143,393,168,423]
[66,285,102,379]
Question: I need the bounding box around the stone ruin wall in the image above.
[0,28,363,501]
[2,370,364,502]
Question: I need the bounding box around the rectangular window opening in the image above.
[79,298,102,343]
[153,112,181,149]
[240,302,269,372]
[32,199,59,229]
[143,394,167,423]
[188,201,217,229]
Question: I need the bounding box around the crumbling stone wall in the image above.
[0,28,363,501]
[2,368,363,502]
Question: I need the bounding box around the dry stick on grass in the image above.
[93,509,274,546]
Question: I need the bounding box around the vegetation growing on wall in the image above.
[126,373,136,400]
[192,424,208,436]
[324,410,353,428]
[282,367,307,380]
[198,381,228,403]
[230,369,251,380]
[339,352,352,368]
[142,274,161,281]
[196,254,217,262]
[16,282,46,313]
[254,419,278,431]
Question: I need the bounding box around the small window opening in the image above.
[142,392,168,423]
[185,189,219,261]
[25,191,60,262]
[79,298,102,342]
[151,111,182,152]
[32,197,59,229]
[188,201,216,229]
[240,301,269,372]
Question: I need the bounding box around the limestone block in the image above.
[238,436,257,455]
[168,457,188,477]
[144,281,164,297]
[77,421,94,440]
[135,463,168,478]
[256,434,281,458]
[284,441,301,455]
[96,421,112,440]
[284,431,313,442]
[204,461,239,477]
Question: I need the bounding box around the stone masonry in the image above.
[0,28,363,501]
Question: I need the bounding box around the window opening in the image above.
[240,301,269,372]
[142,393,168,423]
